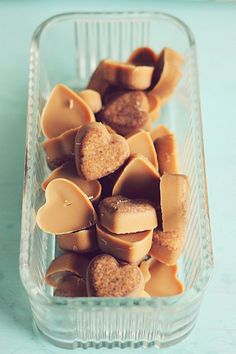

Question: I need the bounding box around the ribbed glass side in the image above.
[20,12,213,349]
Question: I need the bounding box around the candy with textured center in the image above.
[102,59,154,90]
[128,47,158,67]
[42,161,101,204]
[86,254,145,297]
[154,133,179,175]
[151,124,171,142]
[36,178,97,234]
[98,195,157,234]
[58,226,98,253]
[97,224,153,264]
[78,89,102,113]
[41,84,95,138]
[54,276,87,297]
[126,130,158,168]
[75,122,130,181]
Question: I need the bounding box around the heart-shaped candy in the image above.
[75,122,130,181]
[36,178,97,234]
[86,254,145,297]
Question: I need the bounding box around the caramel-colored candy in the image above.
[149,229,184,266]
[128,47,158,67]
[139,259,151,282]
[138,291,151,298]
[36,178,97,234]
[86,254,145,297]
[78,89,102,113]
[126,130,158,168]
[43,127,79,169]
[98,195,157,234]
[150,48,183,100]
[112,155,160,206]
[150,124,171,142]
[97,224,153,264]
[58,226,98,253]
[143,258,184,296]
[54,276,87,297]
[41,84,95,138]
[161,173,189,233]
[146,92,161,122]
[45,252,90,287]
[102,59,154,90]
[87,61,110,96]
[75,122,130,181]
[154,134,179,175]
[42,161,101,204]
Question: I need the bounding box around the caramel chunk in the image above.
[128,47,158,67]
[102,59,154,90]
[36,178,97,234]
[126,130,158,168]
[75,122,130,181]
[99,91,150,136]
[41,84,95,138]
[146,92,161,122]
[54,276,87,297]
[42,161,101,204]
[87,61,110,96]
[58,226,98,254]
[78,89,102,113]
[86,254,145,297]
[112,155,160,206]
[154,133,179,175]
[151,124,171,142]
[97,224,153,264]
[98,195,157,234]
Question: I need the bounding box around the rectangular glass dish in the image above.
[20,12,213,349]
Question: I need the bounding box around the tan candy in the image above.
[54,276,87,297]
[128,47,158,67]
[45,252,90,287]
[142,258,184,296]
[154,133,179,175]
[36,178,97,234]
[150,48,183,100]
[151,124,171,142]
[86,254,145,297]
[97,224,153,264]
[112,155,160,206]
[87,61,110,96]
[78,89,102,113]
[146,93,161,122]
[98,195,157,234]
[99,91,150,136]
[42,161,101,204]
[43,127,79,169]
[58,226,98,254]
[102,59,154,90]
[41,84,95,138]
[75,122,130,181]
[161,173,189,233]
[149,229,184,266]
[126,130,158,168]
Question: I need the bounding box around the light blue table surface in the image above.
[0,1,236,353]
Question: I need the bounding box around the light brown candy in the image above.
[146,92,161,122]
[150,47,183,100]
[139,259,152,282]
[45,252,90,287]
[86,254,145,297]
[99,91,150,136]
[98,195,157,234]
[87,61,110,96]
[161,173,189,233]
[138,291,151,298]
[102,59,154,90]
[78,89,102,113]
[58,226,98,254]
[154,133,179,175]
[97,224,153,264]
[142,258,184,296]
[149,229,184,266]
[112,155,160,206]
[128,47,158,67]
[54,276,87,297]
[42,161,101,204]
[36,178,97,234]
[126,130,158,168]
[43,127,79,170]
[75,122,130,181]
[151,124,171,142]
[41,84,95,138]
